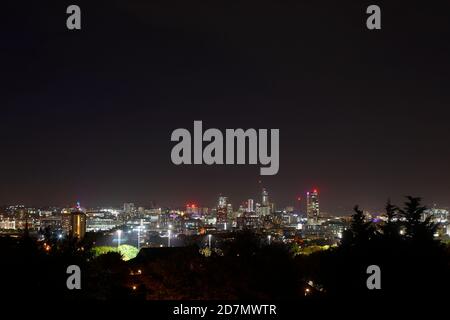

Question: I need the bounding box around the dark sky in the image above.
[2,0,450,214]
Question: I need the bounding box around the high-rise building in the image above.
[262,188,269,206]
[61,208,72,236]
[70,208,86,240]
[216,196,228,225]
[260,188,271,216]
[306,189,320,225]
[218,196,227,209]
[247,199,254,213]
[255,203,261,215]
[123,203,135,214]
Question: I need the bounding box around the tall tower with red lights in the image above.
[306,189,320,224]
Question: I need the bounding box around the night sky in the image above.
[2,1,450,213]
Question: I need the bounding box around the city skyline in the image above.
[1,186,448,217]
[3,1,450,215]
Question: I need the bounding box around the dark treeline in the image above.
[0,196,448,301]
[309,196,449,298]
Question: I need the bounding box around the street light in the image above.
[268,235,272,245]
[137,226,140,249]
[117,230,122,248]
[137,224,144,250]
[208,234,212,249]
[168,229,172,247]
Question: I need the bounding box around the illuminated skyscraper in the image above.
[260,188,271,216]
[70,203,86,240]
[247,199,254,213]
[306,189,320,224]
[218,196,227,208]
[61,208,72,235]
[71,210,86,240]
[217,196,228,225]
[262,188,269,206]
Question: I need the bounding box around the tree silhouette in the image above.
[380,199,401,240]
[398,196,437,243]
[342,205,375,247]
